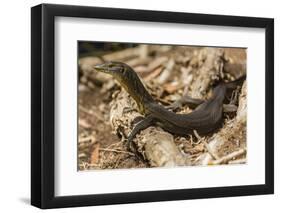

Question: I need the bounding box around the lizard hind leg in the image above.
[167,95,205,111]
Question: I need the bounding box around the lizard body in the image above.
[94,61,246,144]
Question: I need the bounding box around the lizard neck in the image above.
[116,67,155,115]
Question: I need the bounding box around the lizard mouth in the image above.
[93,64,110,73]
[93,62,123,74]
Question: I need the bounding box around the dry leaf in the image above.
[90,143,100,164]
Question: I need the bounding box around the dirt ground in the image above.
[78,87,147,170]
[78,44,247,171]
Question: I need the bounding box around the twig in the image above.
[203,141,220,160]
[193,130,202,140]
[79,136,95,143]
[82,161,88,170]
[79,105,93,115]
[210,148,246,165]
[79,119,91,129]
[190,134,201,145]
[99,148,135,156]
[230,88,240,105]
[104,141,122,149]
[114,155,122,168]
[228,158,247,164]
[79,162,100,169]
[193,130,219,160]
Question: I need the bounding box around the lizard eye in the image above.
[119,67,125,73]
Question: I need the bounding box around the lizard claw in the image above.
[125,136,143,162]
[125,134,133,151]
[166,101,182,111]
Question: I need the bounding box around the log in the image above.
[189,47,224,98]
[109,90,191,167]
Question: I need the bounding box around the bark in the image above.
[109,90,191,167]
[189,48,224,98]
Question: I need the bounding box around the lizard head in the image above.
[93,61,154,114]
[93,61,134,85]
[94,61,127,75]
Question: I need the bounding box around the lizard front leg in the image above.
[125,114,155,161]
[126,114,155,150]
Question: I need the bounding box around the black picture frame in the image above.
[31,3,274,209]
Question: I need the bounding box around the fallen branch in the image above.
[210,148,246,165]
[99,148,135,156]
[228,158,247,164]
[109,90,191,167]
[190,48,224,98]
